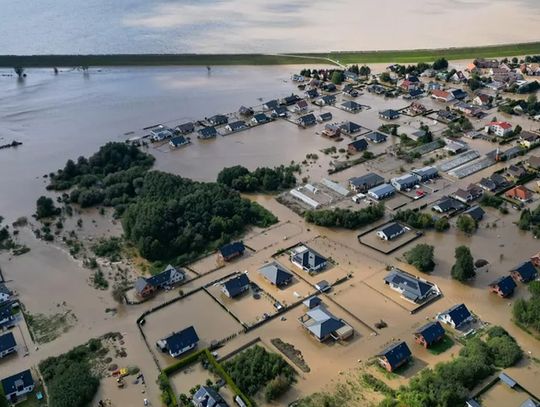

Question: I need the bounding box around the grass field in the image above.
[1,42,539,67]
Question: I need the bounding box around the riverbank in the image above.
[2,41,540,67]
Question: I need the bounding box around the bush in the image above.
[404,244,435,273]
[264,375,291,402]
[36,196,60,219]
[92,237,123,261]
[304,204,384,229]
[393,210,434,229]
[222,345,295,398]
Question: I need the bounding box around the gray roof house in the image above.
[384,268,439,304]
[258,262,293,287]
[412,166,438,181]
[291,245,327,273]
[367,183,395,200]
[298,304,353,342]
[391,174,419,191]
[377,223,406,241]
[349,173,385,192]
[193,386,229,407]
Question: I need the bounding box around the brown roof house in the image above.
[505,185,532,202]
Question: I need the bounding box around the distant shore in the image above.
[1,41,540,67]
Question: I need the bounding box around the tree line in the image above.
[217,164,299,193]
[304,204,385,229]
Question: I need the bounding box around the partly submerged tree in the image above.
[13,67,25,78]
[451,246,475,282]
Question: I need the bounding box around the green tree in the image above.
[380,72,391,82]
[404,244,435,272]
[457,215,477,234]
[35,196,60,219]
[451,246,475,282]
[433,57,449,70]
[434,217,450,232]
[331,70,344,85]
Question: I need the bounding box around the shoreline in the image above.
[1,41,540,67]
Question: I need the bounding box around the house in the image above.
[528,155,540,171]
[322,124,341,138]
[501,146,524,161]
[339,121,362,135]
[0,303,15,328]
[379,109,400,120]
[169,135,190,148]
[251,113,271,125]
[198,126,217,139]
[291,245,327,273]
[485,121,513,137]
[452,185,483,204]
[341,100,362,113]
[408,102,428,115]
[281,94,302,106]
[321,83,337,92]
[466,400,482,407]
[376,223,406,241]
[225,120,247,132]
[490,173,511,189]
[0,283,12,304]
[298,304,353,342]
[450,71,467,83]
[431,89,454,102]
[344,71,359,81]
[319,112,332,122]
[505,185,532,202]
[507,164,528,180]
[414,321,445,348]
[263,99,279,110]
[258,262,293,288]
[452,101,482,117]
[221,274,250,298]
[366,131,387,143]
[438,303,474,329]
[193,386,229,407]
[432,196,465,213]
[342,84,359,97]
[305,88,319,99]
[367,183,395,200]
[377,341,412,372]
[271,106,289,118]
[303,296,322,309]
[1,370,34,403]
[391,174,419,191]
[315,280,331,293]
[478,177,497,192]
[426,81,442,91]
[449,88,468,100]
[405,88,424,99]
[384,268,439,304]
[409,130,427,142]
[175,122,195,134]
[520,131,540,148]
[436,109,459,122]
[147,265,185,289]
[473,93,491,107]
[400,79,420,92]
[489,275,517,298]
[135,265,186,298]
[511,261,538,283]
[238,106,254,116]
[294,99,309,113]
[347,138,368,154]
[0,332,17,358]
[150,126,174,141]
[463,206,485,222]
[219,241,245,261]
[412,166,438,182]
[158,326,199,358]
[520,400,540,407]
[486,80,505,91]
[349,173,385,192]
[209,114,228,126]
[297,113,317,128]
[314,95,336,106]
[292,74,305,82]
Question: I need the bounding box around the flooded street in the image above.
[1,0,540,54]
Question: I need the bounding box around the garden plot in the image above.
[142,290,243,367]
[244,222,304,252]
[206,283,278,327]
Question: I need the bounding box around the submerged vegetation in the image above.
[513,281,540,334]
[49,142,277,263]
[304,204,385,229]
[217,164,299,192]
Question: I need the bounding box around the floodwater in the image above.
[0,66,304,220]
[1,0,539,54]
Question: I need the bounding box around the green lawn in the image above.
[16,387,47,407]
[1,41,539,67]
[427,335,455,355]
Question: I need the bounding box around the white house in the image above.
[0,283,11,303]
[376,223,406,241]
[485,121,513,137]
[438,303,474,329]
[157,326,199,358]
[150,126,173,141]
